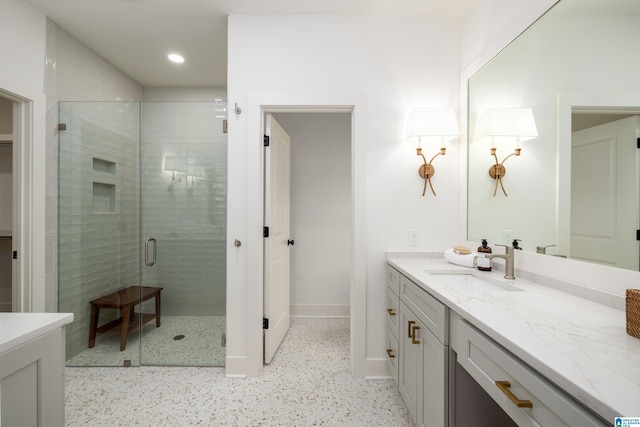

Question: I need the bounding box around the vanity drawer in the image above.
[451,314,606,427]
[400,274,448,344]
[386,285,400,340]
[388,265,400,296]
[386,326,399,384]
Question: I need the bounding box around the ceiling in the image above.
[26,0,475,88]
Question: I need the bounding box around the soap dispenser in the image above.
[477,239,492,271]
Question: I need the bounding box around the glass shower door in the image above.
[139,102,227,366]
[59,101,142,367]
[59,101,227,367]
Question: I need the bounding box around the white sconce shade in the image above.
[405,107,459,146]
[164,156,177,172]
[475,107,538,144]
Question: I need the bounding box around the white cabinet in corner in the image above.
[0,314,72,427]
[398,274,448,427]
[450,312,607,427]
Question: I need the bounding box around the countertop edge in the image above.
[0,313,74,354]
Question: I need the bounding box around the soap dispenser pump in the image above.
[477,239,492,271]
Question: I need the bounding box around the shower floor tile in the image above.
[66,315,225,367]
[64,317,413,426]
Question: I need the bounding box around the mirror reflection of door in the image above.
[570,115,640,270]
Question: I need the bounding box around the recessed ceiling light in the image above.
[168,53,185,64]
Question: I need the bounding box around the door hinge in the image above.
[637,137,640,149]
[263,318,269,329]
[223,119,228,134]
[264,135,270,146]
[263,226,269,238]
[12,251,17,259]
[58,123,67,131]
[637,229,640,241]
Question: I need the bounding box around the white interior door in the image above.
[570,115,640,270]
[264,114,291,364]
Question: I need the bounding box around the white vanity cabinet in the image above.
[1,313,73,427]
[450,312,607,427]
[393,271,448,427]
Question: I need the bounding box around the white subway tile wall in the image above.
[58,102,141,359]
[141,102,227,316]
[45,20,145,314]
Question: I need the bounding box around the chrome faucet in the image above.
[536,244,556,254]
[487,244,515,279]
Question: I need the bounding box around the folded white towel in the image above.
[444,248,477,268]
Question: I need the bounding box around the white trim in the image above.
[226,91,368,378]
[290,304,350,318]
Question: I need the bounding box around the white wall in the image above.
[44,22,144,312]
[273,113,351,318]
[227,15,462,377]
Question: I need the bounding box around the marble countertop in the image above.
[0,313,74,353]
[387,255,640,421]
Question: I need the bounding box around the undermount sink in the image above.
[432,273,525,292]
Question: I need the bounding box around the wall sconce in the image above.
[405,107,459,196]
[475,108,538,196]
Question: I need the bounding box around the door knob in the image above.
[287,240,295,246]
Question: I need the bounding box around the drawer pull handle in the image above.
[408,320,416,337]
[411,325,420,344]
[387,308,396,316]
[386,349,395,358]
[495,381,533,408]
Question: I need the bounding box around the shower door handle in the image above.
[145,237,157,266]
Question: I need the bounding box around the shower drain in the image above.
[173,334,185,341]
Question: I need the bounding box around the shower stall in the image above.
[58,101,227,367]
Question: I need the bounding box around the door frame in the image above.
[557,94,640,257]
[0,86,45,312]
[226,92,369,378]
[260,105,360,369]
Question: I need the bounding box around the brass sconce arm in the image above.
[417,147,446,196]
[489,147,520,196]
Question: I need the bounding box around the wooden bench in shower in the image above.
[88,286,163,351]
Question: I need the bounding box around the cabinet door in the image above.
[419,322,447,427]
[400,301,448,427]
[1,328,65,427]
[399,302,421,423]
[386,326,399,384]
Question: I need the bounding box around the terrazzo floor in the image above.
[66,316,226,367]
[65,317,414,426]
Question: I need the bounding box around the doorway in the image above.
[0,96,12,312]
[570,114,640,270]
[262,111,352,363]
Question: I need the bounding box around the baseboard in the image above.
[0,302,11,312]
[290,304,350,318]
